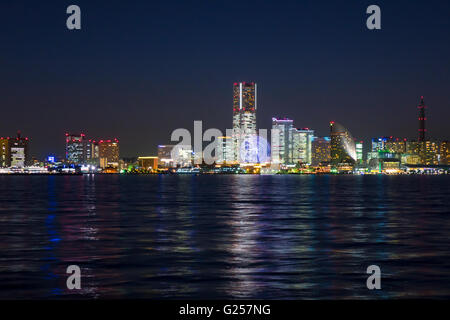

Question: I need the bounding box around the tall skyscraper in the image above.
[217,136,234,164]
[311,136,331,166]
[330,121,357,165]
[98,139,120,169]
[292,128,314,165]
[0,137,10,167]
[66,133,87,164]
[271,118,293,164]
[355,141,364,165]
[232,82,257,163]
[440,141,450,165]
[418,96,426,142]
[9,131,29,168]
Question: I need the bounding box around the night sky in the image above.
[1,0,450,159]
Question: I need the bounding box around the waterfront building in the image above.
[311,136,331,166]
[158,145,175,167]
[406,140,421,155]
[418,96,427,142]
[420,140,439,165]
[355,141,364,165]
[440,141,450,165]
[9,132,29,168]
[232,82,257,163]
[402,153,422,165]
[292,128,314,165]
[216,136,235,164]
[65,133,87,164]
[371,137,388,152]
[86,139,100,165]
[158,144,193,167]
[0,137,10,167]
[385,138,407,154]
[98,139,119,169]
[138,156,158,171]
[330,122,357,166]
[367,150,401,172]
[271,118,293,165]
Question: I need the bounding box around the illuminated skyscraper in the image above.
[355,141,364,165]
[217,136,234,164]
[311,136,331,166]
[98,139,120,169]
[330,121,356,165]
[418,96,426,142]
[440,141,450,165]
[371,137,388,152]
[66,133,87,164]
[0,137,10,167]
[385,138,407,154]
[232,82,257,163]
[419,140,439,165]
[292,128,314,165]
[271,118,293,164]
[9,132,30,168]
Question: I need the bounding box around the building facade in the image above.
[66,133,87,164]
[311,136,331,166]
[292,128,314,165]
[271,118,293,165]
[330,122,357,166]
[232,82,257,163]
[98,139,120,169]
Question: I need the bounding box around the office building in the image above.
[418,96,427,142]
[66,133,87,164]
[330,122,357,165]
[232,82,257,163]
[217,136,235,164]
[0,137,10,167]
[98,139,119,169]
[311,136,331,166]
[9,132,29,168]
[271,118,293,165]
[440,141,450,165]
[138,156,158,171]
[356,141,364,165]
[292,128,314,165]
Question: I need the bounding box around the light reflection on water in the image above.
[0,175,449,299]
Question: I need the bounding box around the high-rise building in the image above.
[66,133,87,164]
[86,139,100,165]
[216,136,235,164]
[355,141,364,164]
[232,82,257,163]
[439,141,450,165]
[330,122,357,165]
[98,139,119,169]
[271,118,293,164]
[385,138,407,154]
[158,145,174,167]
[371,137,388,152]
[292,128,314,165]
[158,144,192,167]
[419,140,439,165]
[9,131,29,168]
[0,137,10,167]
[418,96,427,142]
[311,136,331,166]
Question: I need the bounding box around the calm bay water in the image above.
[0,174,449,299]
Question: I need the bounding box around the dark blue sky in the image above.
[1,0,450,158]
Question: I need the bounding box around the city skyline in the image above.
[1,89,448,163]
[1,1,450,159]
